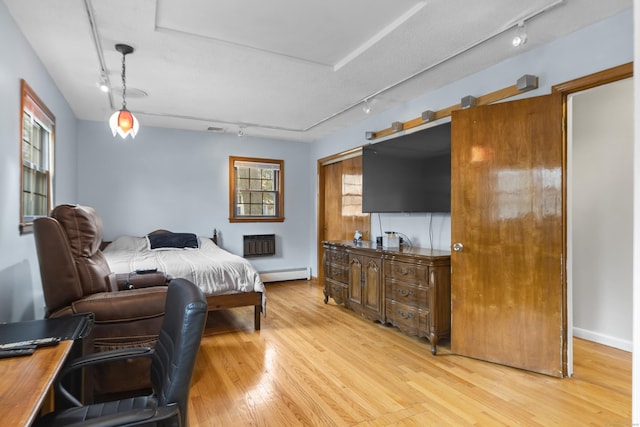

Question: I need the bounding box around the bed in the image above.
[102,230,265,330]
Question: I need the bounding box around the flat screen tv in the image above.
[362,121,451,213]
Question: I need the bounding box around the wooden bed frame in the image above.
[205,291,262,330]
[106,229,263,330]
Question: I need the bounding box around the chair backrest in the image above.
[34,204,114,316]
[151,278,208,426]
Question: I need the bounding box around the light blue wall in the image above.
[76,121,313,274]
[309,9,633,259]
[0,1,78,322]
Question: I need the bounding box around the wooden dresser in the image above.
[322,241,451,354]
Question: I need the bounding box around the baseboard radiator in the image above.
[243,234,276,257]
[259,267,311,283]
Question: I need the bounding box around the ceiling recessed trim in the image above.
[129,0,569,136]
[154,25,334,68]
[333,1,427,71]
[154,0,429,70]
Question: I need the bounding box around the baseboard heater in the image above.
[259,267,310,283]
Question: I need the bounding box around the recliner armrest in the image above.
[71,287,167,322]
[116,271,170,290]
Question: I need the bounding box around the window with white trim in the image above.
[229,156,284,222]
[20,80,55,234]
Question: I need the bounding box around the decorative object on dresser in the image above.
[323,241,451,355]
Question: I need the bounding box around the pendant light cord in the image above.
[120,52,127,109]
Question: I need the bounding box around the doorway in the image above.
[553,62,633,375]
[567,77,633,371]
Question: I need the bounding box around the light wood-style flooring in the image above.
[189,279,631,426]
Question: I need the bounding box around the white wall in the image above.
[76,121,313,274]
[570,79,633,351]
[0,2,78,322]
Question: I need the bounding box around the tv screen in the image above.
[362,121,451,213]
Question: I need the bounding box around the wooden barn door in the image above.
[450,94,566,377]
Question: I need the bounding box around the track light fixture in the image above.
[362,99,372,114]
[97,75,109,93]
[512,21,528,47]
[109,44,139,139]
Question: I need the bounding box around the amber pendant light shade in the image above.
[109,44,139,139]
[109,108,139,138]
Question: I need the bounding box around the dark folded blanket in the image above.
[147,232,199,250]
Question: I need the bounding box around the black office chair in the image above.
[35,278,208,427]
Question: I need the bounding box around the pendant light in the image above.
[109,44,139,139]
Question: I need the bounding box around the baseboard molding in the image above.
[572,327,632,352]
[259,267,310,283]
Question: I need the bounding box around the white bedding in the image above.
[103,235,266,311]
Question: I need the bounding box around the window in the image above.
[20,80,55,234]
[229,156,284,222]
[342,173,366,217]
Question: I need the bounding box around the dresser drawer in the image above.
[385,300,425,336]
[325,278,347,305]
[385,278,427,308]
[328,249,349,266]
[384,260,427,283]
[326,263,348,283]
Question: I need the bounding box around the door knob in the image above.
[452,242,464,252]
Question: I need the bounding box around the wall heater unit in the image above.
[243,234,276,257]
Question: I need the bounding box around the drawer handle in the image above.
[399,289,414,297]
[397,310,414,319]
[395,267,409,275]
[332,268,341,275]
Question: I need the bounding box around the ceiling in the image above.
[4,0,632,142]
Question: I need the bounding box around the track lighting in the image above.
[97,76,109,93]
[362,99,372,114]
[512,21,527,47]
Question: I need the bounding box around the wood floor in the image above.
[189,279,631,426]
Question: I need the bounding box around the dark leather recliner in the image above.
[33,204,169,398]
[34,278,208,427]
